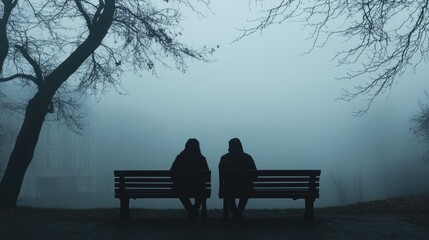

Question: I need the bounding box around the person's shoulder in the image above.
[219,153,230,165]
[174,154,186,163]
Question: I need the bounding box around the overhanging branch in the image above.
[74,0,93,31]
[14,45,44,88]
[0,74,38,83]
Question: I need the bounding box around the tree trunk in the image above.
[0,94,49,208]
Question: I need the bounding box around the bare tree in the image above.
[330,168,350,206]
[352,170,366,203]
[0,0,212,209]
[0,94,5,176]
[240,0,429,114]
[0,123,3,175]
[411,92,429,163]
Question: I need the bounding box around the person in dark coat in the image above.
[171,138,209,219]
[219,138,257,219]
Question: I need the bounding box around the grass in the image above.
[319,192,429,227]
[3,192,429,225]
[1,193,429,239]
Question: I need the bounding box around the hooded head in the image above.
[183,138,202,155]
[228,138,243,154]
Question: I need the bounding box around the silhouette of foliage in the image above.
[241,0,429,114]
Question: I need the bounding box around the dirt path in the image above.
[1,208,428,240]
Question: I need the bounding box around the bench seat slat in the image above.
[115,188,211,193]
[115,170,211,177]
[115,189,211,195]
[255,170,320,176]
[115,179,210,183]
[253,189,319,193]
[115,193,173,198]
[115,170,171,177]
[256,177,320,182]
[115,178,211,183]
[220,189,319,194]
[115,183,172,188]
[219,193,319,198]
[116,188,212,193]
[115,183,211,188]
[220,191,319,198]
[115,193,211,199]
[253,183,319,188]
[220,170,320,176]
[250,193,319,198]
[115,188,211,192]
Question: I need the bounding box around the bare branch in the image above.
[243,0,429,113]
[49,86,87,133]
[92,0,105,25]
[14,45,43,87]
[1,0,212,130]
[0,73,38,83]
[0,0,18,75]
[74,0,93,31]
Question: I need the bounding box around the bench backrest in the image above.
[114,170,211,198]
[219,170,320,199]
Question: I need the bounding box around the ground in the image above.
[1,193,429,240]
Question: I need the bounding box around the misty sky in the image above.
[76,1,429,208]
[1,1,424,209]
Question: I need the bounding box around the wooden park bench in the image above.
[219,170,321,220]
[114,170,211,219]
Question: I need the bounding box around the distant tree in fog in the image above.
[330,169,350,205]
[411,92,429,163]
[0,0,212,209]
[0,93,5,171]
[0,118,5,176]
[240,1,429,114]
[353,170,366,203]
[0,123,3,159]
[331,169,367,205]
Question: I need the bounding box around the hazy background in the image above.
[3,1,429,209]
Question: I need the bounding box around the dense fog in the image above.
[1,1,429,209]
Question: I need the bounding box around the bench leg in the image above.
[304,198,314,221]
[222,198,229,220]
[201,198,207,220]
[120,197,130,219]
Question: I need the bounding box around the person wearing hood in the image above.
[171,138,209,219]
[219,138,257,219]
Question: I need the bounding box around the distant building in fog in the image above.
[20,121,98,201]
[0,106,105,207]
[0,112,21,179]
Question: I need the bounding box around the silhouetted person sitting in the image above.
[219,138,257,219]
[171,138,209,219]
